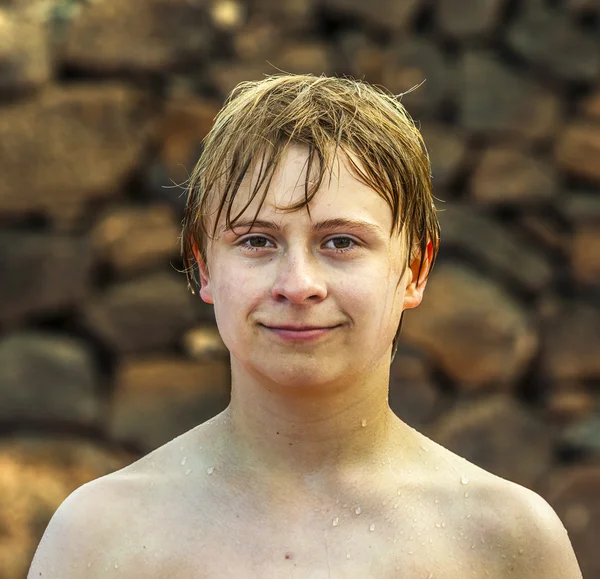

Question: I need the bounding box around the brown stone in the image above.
[435,0,505,40]
[60,0,214,73]
[555,121,600,184]
[543,465,600,579]
[82,272,197,354]
[580,90,600,120]
[540,302,600,382]
[436,204,553,294]
[183,326,229,362]
[109,357,231,451]
[275,42,334,76]
[419,122,468,188]
[506,3,600,82]
[470,146,558,204]
[430,394,554,489]
[383,37,449,118]
[210,60,273,98]
[566,0,600,14]
[209,0,246,31]
[91,204,180,275]
[0,84,155,218]
[0,436,135,579]
[458,50,561,141]
[337,31,386,83]
[402,262,538,389]
[320,0,421,31]
[0,332,100,425]
[571,225,600,286]
[545,389,596,424]
[0,8,51,95]
[0,231,92,325]
[517,212,569,254]
[389,345,440,428]
[232,16,282,62]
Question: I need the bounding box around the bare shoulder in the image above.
[481,480,582,578]
[27,474,134,578]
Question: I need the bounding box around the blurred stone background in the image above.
[0,0,599,577]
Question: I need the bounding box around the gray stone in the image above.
[507,3,600,83]
[419,122,469,188]
[0,332,100,424]
[0,231,92,325]
[435,0,506,40]
[82,272,197,354]
[555,120,600,184]
[436,204,553,294]
[320,0,421,31]
[458,50,561,141]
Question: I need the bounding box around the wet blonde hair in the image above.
[181,73,440,361]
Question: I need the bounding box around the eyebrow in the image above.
[221,217,385,237]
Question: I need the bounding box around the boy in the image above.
[29,75,582,578]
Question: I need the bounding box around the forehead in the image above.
[211,145,396,237]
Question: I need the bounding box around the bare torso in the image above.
[87,417,529,578]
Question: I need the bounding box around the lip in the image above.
[261,325,340,341]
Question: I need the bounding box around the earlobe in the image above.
[192,241,214,305]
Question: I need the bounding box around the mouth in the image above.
[260,324,341,341]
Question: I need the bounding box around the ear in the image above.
[192,241,214,305]
[403,239,434,311]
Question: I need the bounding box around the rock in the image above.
[320,0,421,31]
[560,415,600,456]
[544,389,596,424]
[506,3,600,83]
[82,272,197,354]
[517,211,569,255]
[0,436,135,579]
[540,303,600,382]
[209,0,246,31]
[581,90,600,120]
[555,121,600,184]
[470,146,558,204]
[436,204,553,294]
[0,332,100,425]
[60,0,214,73]
[402,262,538,389]
[419,122,469,188]
[389,345,440,428]
[435,0,506,40]
[183,326,229,362]
[544,465,600,579]
[337,31,386,82]
[91,204,180,275]
[0,7,51,95]
[275,42,334,76]
[430,395,554,489]
[0,231,92,325]
[0,84,155,219]
[145,96,219,211]
[210,60,273,98]
[383,37,450,118]
[109,357,231,451]
[458,50,561,141]
[570,224,600,286]
[232,16,282,62]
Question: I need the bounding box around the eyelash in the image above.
[236,235,360,254]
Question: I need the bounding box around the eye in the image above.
[236,235,360,254]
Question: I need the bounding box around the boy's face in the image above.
[195,145,428,390]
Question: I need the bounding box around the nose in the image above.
[270,247,328,304]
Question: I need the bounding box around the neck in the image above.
[216,357,415,485]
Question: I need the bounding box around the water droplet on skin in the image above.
[361,418,367,427]
[394,503,398,509]
[460,475,469,485]
[464,492,469,498]
[181,456,187,466]
[332,517,339,527]
[435,523,441,528]
[441,522,446,528]
[346,553,351,559]
[369,524,375,531]
[185,468,192,475]
[397,489,402,495]
[207,467,215,475]
[420,444,429,452]
[114,563,119,569]
[519,549,524,554]
[87,563,92,568]
[355,507,361,515]
[434,465,439,471]
[179,446,183,451]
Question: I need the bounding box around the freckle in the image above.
[284,552,293,560]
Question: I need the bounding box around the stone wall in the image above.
[0,0,599,577]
